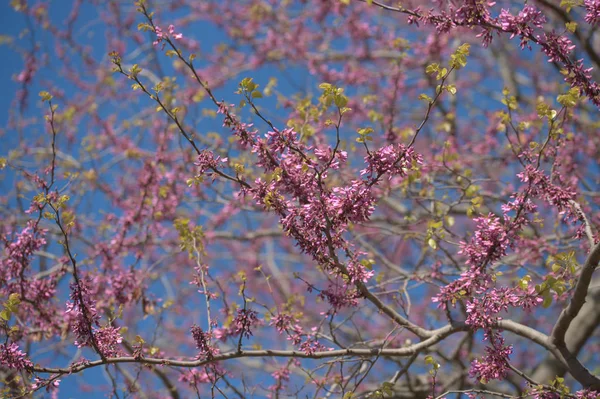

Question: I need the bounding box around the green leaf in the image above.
[425,63,439,74]
[334,94,348,107]
[8,293,19,302]
[381,381,393,395]
[557,87,580,108]
[551,264,562,273]
[536,101,550,118]
[542,293,553,308]
[428,238,437,249]
[39,91,53,102]
[0,309,10,321]
[129,64,142,76]
[449,43,470,69]
[137,23,153,32]
[436,68,448,80]
[560,0,579,12]
[240,77,258,92]
[357,127,374,136]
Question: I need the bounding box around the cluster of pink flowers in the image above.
[271,365,290,383]
[405,3,600,106]
[318,280,362,311]
[1,220,47,283]
[178,367,217,385]
[105,269,144,305]
[459,214,511,267]
[345,256,376,284]
[435,158,566,383]
[469,333,513,383]
[93,326,123,358]
[517,165,577,214]
[529,386,600,399]
[65,279,100,349]
[217,102,259,148]
[585,0,600,25]
[314,146,347,170]
[269,313,304,345]
[0,342,32,371]
[207,101,421,323]
[498,5,546,49]
[465,286,542,329]
[190,325,219,359]
[575,390,600,399]
[231,308,260,339]
[327,181,375,225]
[194,150,227,177]
[15,54,37,84]
[361,144,422,183]
[1,219,62,338]
[64,279,122,358]
[265,128,301,154]
[298,337,327,356]
[432,265,491,310]
[209,102,421,299]
[152,24,183,49]
[269,306,328,355]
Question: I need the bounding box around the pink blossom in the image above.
[191,325,219,359]
[153,24,183,49]
[94,326,123,357]
[65,279,100,349]
[168,24,183,40]
[0,342,32,370]
[585,0,600,25]
[469,334,513,383]
[231,308,260,339]
[299,338,326,355]
[459,214,510,267]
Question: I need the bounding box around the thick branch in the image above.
[532,285,600,384]
[551,241,600,346]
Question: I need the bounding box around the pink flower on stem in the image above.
[94,326,123,358]
[231,308,260,339]
[0,342,32,371]
[585,0,600,25]
[153,24,183,49]
[191,325,219,359]
[469,333,513,383]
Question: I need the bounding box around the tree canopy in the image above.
[1,0,600,398]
